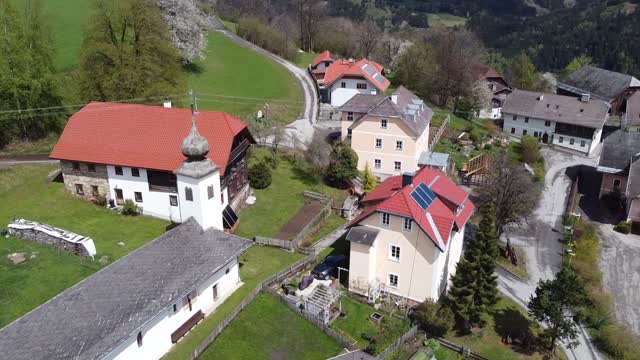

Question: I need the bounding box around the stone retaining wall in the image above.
[9,227,92,257]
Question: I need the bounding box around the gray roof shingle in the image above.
[597,130,640,171]
[0,218,252,360]
[346,226,379,247]
[558,66,640,101]
[502,90,609,129]
[340,86,433,136]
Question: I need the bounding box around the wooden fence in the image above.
[436,337,491,360]
[293,194,333,246]
[566,177,580,216]
[428,115,450,152]
[376,325,420,359]
[254,236,296,251]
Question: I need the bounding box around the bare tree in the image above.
[356,19,381,59]
[479,152,538,234]
[297,0,324,52]
[472,79,493,113]
[315,17,358,58]
[375,35,404,68]
[157,0,209,63]
[304,129,331,174]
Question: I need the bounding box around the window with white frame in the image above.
[375,138,383,148]
[357,83,368,89]
[374,159,381,169]
[380,119,388,129]
[390,245,400,261]
[388,273,399,288]
[381,212,390,226]
[395,140,403,151]
[580,140,586,147]
[544,120,551,126]
[570,138,575,145]
[347,112,353,121]
[403,218,412,231]
[394,161,401,171]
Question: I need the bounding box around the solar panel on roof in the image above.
[362,64,375,76]
[410,183,436,210]
[374,73,386,84]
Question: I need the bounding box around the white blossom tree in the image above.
[157,0,209,63]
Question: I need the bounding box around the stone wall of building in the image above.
[60,160,110,201]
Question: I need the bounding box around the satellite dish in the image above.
[257,110,263,118]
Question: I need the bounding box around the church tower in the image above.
[175,114,224,230]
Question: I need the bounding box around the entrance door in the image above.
[115,189,124,205]
[542,133,549,144]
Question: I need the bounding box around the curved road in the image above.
[498,148,602,360]
[210,18,318,145]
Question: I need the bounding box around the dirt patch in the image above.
[274,199,324,240]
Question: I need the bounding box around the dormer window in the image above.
[380,119,388,129]
[347,112,354,121]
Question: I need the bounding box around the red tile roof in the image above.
[323,59,390,92]
[351,167,474,251]
[312,50,335,67]
[49,102,249,176]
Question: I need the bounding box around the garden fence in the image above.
[436,337,491,360]
[293,194,333,246]
[428,115,450,152]
[376,325,419,359]
[254,236,296,251]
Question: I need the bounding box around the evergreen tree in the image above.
[0,0,63,147]
[78,0,186,102]
[448,204,499,329]
[510,53,537,91]
[326,141,359,188]
[362,161,378,193]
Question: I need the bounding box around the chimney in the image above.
[538,95,544,101]
[402,172,413,188]
[581,93,591,102]
[163,100,172,108]
[391,94,398,104]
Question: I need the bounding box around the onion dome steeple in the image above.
[181,115,210,161]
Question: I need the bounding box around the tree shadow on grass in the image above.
[493,306,541,355]
[183,62,203,74]
[291,165,321,186]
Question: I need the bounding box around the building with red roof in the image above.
[50,102,254,230]
[470,63,513,120]
[309,50,337,81]
[345,167,474,303]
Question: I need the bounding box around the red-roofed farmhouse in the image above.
[50,102,254,228]
[345,166,474,303]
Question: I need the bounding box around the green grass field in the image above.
[199,292,342,360]
[294,51,317,68]
[0,164,168,327]
[427,13,467,28]
[235,148,347,240]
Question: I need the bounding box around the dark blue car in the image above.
[311,255,346,280]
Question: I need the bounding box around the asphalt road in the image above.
[498,148,602,360]
[209,18,318,146]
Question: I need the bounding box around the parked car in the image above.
[311,255,346,280]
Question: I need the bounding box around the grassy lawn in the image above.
[200,292,342,360]
[302,213,347,247]
[295,51,318,68]
[219,18,237,33]
[497,246,528,279]
[0,133,59,156]
[331,295,411,355]
[235,148,347,240]
[446,296,561,360]
[163,245,304,359]
[188,31,303,123]
[0,164,168,327]
[426,13,467,28]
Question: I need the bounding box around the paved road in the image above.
[498,148,602,360]
[209,18,318,146]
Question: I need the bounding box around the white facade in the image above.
[502,113,602,156]
[479,107,502,120]
[107,166,181,222]
[177,171,224,231]
[107,165,229,229]
[329,78,380,107]
[104,259,242,360]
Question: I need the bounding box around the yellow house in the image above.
[339,86,433,179]
[346,167,475,304]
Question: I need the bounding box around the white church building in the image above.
[0,117,252,360]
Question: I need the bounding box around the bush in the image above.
[237,17,297,60]
[326,141,359,188]
[121,199,140,216]
[521,135,540,164]
[249,161,272,189]
[412,299,454,337]
[614,220,631,234]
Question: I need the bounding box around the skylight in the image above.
[374,73,386,84]
[362,64,375,76]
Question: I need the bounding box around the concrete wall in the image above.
[329,78,380,107]
[107,166,181,222]
[105,259,242,360]
[343,114,427,178]
[502,112,601,156]
[600,173,628,198]
[61,161,109,201]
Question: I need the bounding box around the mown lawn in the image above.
[199,292,342,360]
[188,31,303,122]
[235,148,347,240]
[331,295,411,355]
[295,51,317,68]
[0,164,168,327]
[302,213,347,247]
[446,296,562,360]
[162,245,304,359]
[426,13,467,28]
